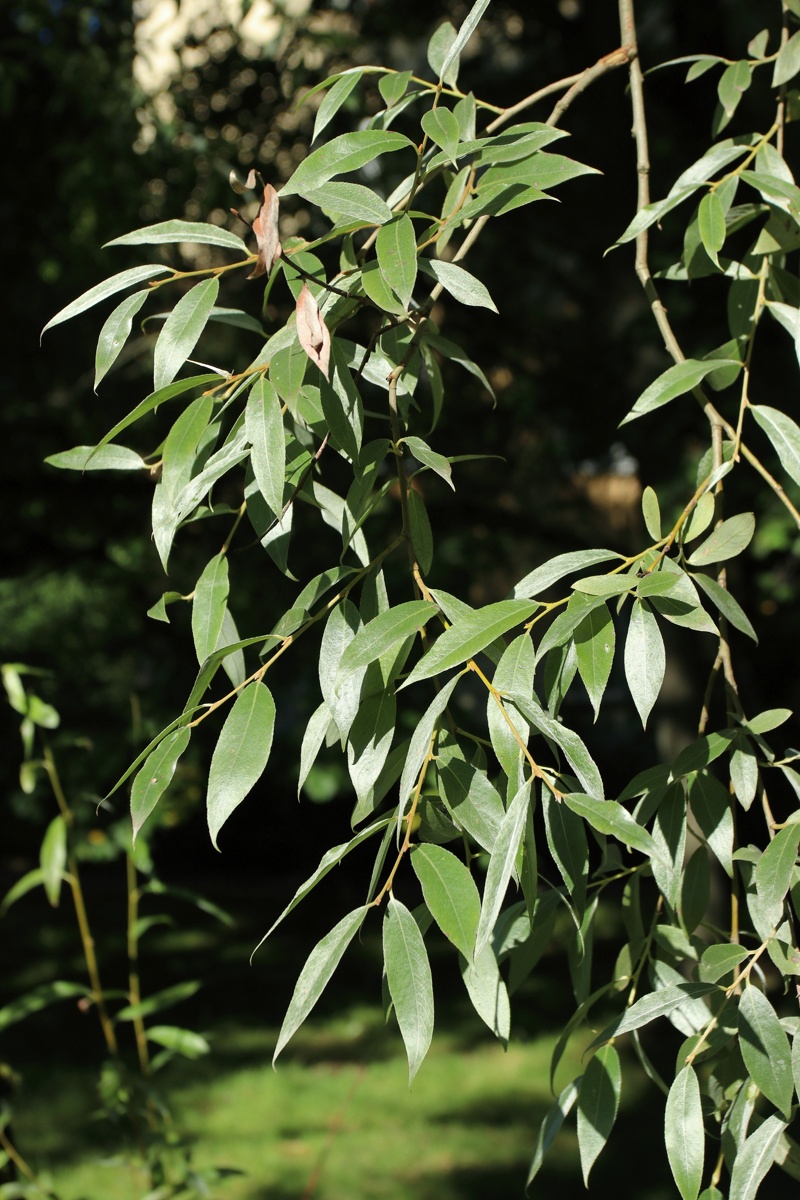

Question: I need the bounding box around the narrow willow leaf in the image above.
[192,553,229,666]
[422,328,495,398]
[439,0,490,79]
[698,191,725,267]
[320,341,363,460]
[401,600,536,689]
[700,943,748,984]
[281,130,413,197]
[376,214,417,309]
[651,783,687,912]
[475,781,531,958]
[729,1114,788,1200]
[42,264,170,336]
[665,1065,704,1200]
[0,981,91,1033]
[379,70,412,109]
[421,107,460,163]
[755,823,800,916]
[692,573,757,642]
[130,727,191,844]
[511,692,605,799]
[730,732,758,810]
[298,181,393,226]
[298,702,334,798]
[273,905,368,1063]
[412,844,481,963]
[146,1025,210,1059]
[564,794,660,863]
[589,984,719,1050]
[45,445,146,471]
[687,513,755,566]
[642,485,661,539]
[383,898,434,1084]
[362,260,407,315]
[105,220,248,253]
[577,1044,621,1185]
[153,276,219,393]
[751,405,800,487]
[461,942,510,1044]
[738,986,794,1117]
[94,290,148,388]
[40,816,66,907]
[526,1078,581,1190]
[207,681,275,849]
[487,634,534,780]
[115,980,200,1021]
[313,70,363,141]
[347,686,397,809]
[773,28,800,86]
[91,374,219,463]
[621,358,738,425]
[428,20,459,86]
[575,602,615,721]
[403,435,454,489]
[246,376,285,518]
[437,755,505,853]
[625,599,665,729]
[572,571,638,597]
[337,601,435,688]
[419,257,498,312]
[543,790,589,914]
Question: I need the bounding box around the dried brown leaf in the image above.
[296,282,331,381]
[248,183,281,278]
[230,168,259,195]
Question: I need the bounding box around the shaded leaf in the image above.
[207,682,275,849]
[738,986,794,1117]
[577,1044,621,1185]
[460,941,510,1044]
[526,1078,580,1191]
[621,359,738,425]
[692,573,757,642]
[376,214,417,310]
[419,258,497,311]
[412,844,481,962]
[153,276,219,393]
[421,107,460,164]
[296,283,331,381]
[130,727,191,844]
[40,816,66,907]
[544,790,589,913]
[0,981,90,1033]
[146,1025,210,1059]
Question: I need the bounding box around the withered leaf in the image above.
[296,282,331,381]
[248,183,281,278]
[230,167,258,196]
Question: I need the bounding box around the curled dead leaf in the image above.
[296,282,331,382]
[248,183,282,278]
[230,167,258,195]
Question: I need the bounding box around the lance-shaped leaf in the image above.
[312,69,365,140]
[698,191,725,267]
[42,263,170,336]
[296,282,331,381]
[526,1078,581,1190]
[665,1065,704,1200]
[246,376,285,519]
[207,681,275,849]
[45,445,146,471]
[687,512,755,567]
[625,598,665,728]
[146,1025,210,1060]
[421,107,460,164]
[575,602,615,721]
[509,693,604,799]
[130,727,191,844]
[487,634,535,780]
[755,822,800,916]
[94,290,149,388]
[461,942,511,1043]
[738,985,794,1117]
[403,435,454,490]
[383,898,434,1084]
[40,816,66,907]
[564,794,661,863]
[439,0,491,80]
[588,984,720,1050]
[621,358,738,425]
[577,1044,621,1185]
[729,1114,788,1200]
[419,258,498,311]
[273,905,368,1063]
[105,219,248,253]
[376,214,417,310]
[153,276,219,393]
[412,844,481,963]
[0,981,91,1033]
[298,181,393,226]
[751,405,800,487]
[475,781,531,958]
[544,790,589,913]
[692,573,757,642]
[336,600,436,687]
[192,553,229,666]
[281,130,413,197]
[401,600,536,689]
[398,674,461,814]
[512,549,621,600]
[248,184,282,279]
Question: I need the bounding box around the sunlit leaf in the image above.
[738,985,794,1117]
[42,264,170,336]
[153,276,219,393]
[207,681,275,849]
[281,130,413,197]
[94,290,148,388]
[665,1065,704,1200]
[412,844,481,963]
[621,358,738,425]
[130,727,191,844]
[475,781,531,958]
[383,897,434,1084]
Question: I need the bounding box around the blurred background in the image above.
[2,1,799,1196]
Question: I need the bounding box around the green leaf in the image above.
[589,984,719,1050]
[475,781,531,958]
[320,600,364,744]
[512,549,621,600]
[511,692,604,799]
[379,70,412,109]
[153,276,219,392]
[115,980,201,1021]
[404,435,454,489]
[621,358,738,425]
[687,770,734,876]
[398,674,461,815]
[717,60,751,122]
[751,405,800,488]
[687,513,755,566]
[1,868,46,914]
[460,941,510,1044]
[564,794,661,863]
[146,1024,210,1060]
[665,1065,704,1200]
[130,727,191,844]
[700,943,748,983]
[94,290,149,388]
[440,0,490,81]
[419,258,497,311]
[747,708,791,734]
[274,904,368,1063]
[41,264,170,336]
[572,571,639,597]
[337,600,436,686]
[92,374,219,464]
[401,600,536,688]
[246,376,285,519]
[281,130,413,197]
[39,816,66,907]
[313,69,363,141]
[45,445,146,471]
[383,898,434,1084]
[320,340,364,462]
[428,20,459,86]
[421,107,460,164]
[298,181,393,226]
[437,754,505,853]
[612,187,699,248]
[773,29,800,87]
[642,486,662,539]
[543,790,589,912]
[412,844,481,963]
[625,599,665,728]
[376,214,417,310]
[698,191,726,267]
[729,1114,788,1200]
[192,553,229,667]
[487,634,535,780]
[526,1078,580,1190]
[408,489,434,574]
[738,985,794,1117]
[105,219,247,253]
[756,823,800,916]
[207,681,275,849]
[692,573,757,642]
[577,1044,621,1185]
[0,981,90,1033]
[574,602,615,720]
